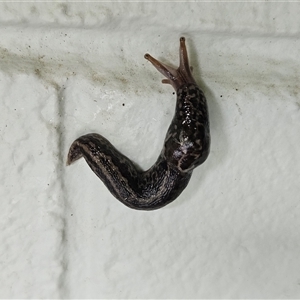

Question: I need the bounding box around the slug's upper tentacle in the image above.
[144,37,196,91]
[67,37,210,211]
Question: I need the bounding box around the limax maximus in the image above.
[67,37,210,211]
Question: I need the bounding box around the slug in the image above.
[67,37,210,211]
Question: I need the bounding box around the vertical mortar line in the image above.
[55,83,69,298]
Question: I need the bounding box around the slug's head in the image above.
[144,37,197,92]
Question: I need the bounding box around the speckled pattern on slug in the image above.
[67,37,210,210]
[162,84,210,173]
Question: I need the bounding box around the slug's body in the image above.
[67,37,210,210]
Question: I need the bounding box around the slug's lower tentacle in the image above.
[67,37,210,211]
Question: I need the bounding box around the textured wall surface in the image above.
[1,2,300,298]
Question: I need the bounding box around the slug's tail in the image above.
[66,133,192,210]
[67,142,83,166]
[66,133,141,204]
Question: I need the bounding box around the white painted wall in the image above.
[1,2,300,298]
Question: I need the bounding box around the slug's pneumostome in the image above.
[67,37,210,211]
